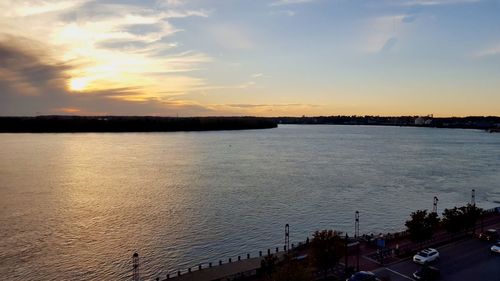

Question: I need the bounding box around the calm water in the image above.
[1,125,499,280]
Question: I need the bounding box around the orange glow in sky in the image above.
[0,0,499,116]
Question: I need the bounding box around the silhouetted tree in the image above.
[442,207,462,234]
[260,254,279,277]
[442,204,483,234]
[426,211,440,233]
[405,210,440,244]
[309,230,344,279]
[461,204,483,232]
[266,256,312,281]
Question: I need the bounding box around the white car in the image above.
[413,248,440,264]
[491,241,500,254]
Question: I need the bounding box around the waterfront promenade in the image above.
[160,251,286,281]
[156,210,500,281]
[165,256,267,281]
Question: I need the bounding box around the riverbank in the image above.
[155,208,500,281]
[0,116,277,133]
[2,115,499,133]
[274,116,500,131]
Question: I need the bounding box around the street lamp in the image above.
[471,189,476,206]
[355,211,359,238]
[285,224,290,252]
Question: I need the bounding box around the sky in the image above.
[0,0,499,117]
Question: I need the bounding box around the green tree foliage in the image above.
[442,207,462,233]
[260,254,279,277]
[461,204,483,230]
[266,257,312,281]
[442,204,483,233]
[405,210,440,243]
[309,230,344,279]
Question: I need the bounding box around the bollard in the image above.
[167,273,170,279]
[209,262,212,267]
[178,271,181,276]
[156,278,159,281]
[219,260,222,265]
[198,264,202,270]
[259,251,262,257]
[247,253,250,259]
[238,256,241,261]
[229,258,232,263]
[275,247,279,253]
[188,268,191,273]
[284,245,287,251]
[267,249,271,255]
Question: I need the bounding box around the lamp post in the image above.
[356,241,360,272]
[355,211,359,239]
[344,233,349,278]
[355,210,360,272]
[433,196,439,213]
[471,189,476,206]
[132,253,140,281]
[285,224,290,253]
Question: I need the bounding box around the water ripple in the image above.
[0,125,499,280]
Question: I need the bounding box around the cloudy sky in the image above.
[0,0,499,116]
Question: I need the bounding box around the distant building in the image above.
[415,116,433,125]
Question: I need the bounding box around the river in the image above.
[0,125,499,280]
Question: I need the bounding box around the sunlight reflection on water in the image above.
[0,125,499,280]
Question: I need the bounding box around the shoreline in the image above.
[0,116,277,133]
[1,115,498,133]
[274,115,500,132]
[152,206,500,280]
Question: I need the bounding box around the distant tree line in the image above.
[0,116,277,132]
[2,115,499,132]
[274,115,500,130]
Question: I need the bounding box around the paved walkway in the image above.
[165,252,286,281]
[165,257,262,281]
[162,212,500,281]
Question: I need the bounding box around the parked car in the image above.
[491,241,500,254]
[413,248,440,264]
[347,271,381,281]
[413,265,440,280]
[478,229,498,241]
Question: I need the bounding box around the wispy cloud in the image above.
[211,103,323,117]
[206,24,255,50]
[157,0,186,7]
[475,44,500,58]
[0,0,220,116]
[0,0,211,103]
[397,0,480,6]
[0,0,89,17]
[358,15,407,54]
[225,103,319,108]
[269,10,296,16]
[269,0,317,7]
[0,36,216,116]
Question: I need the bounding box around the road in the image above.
[374,238,500,281]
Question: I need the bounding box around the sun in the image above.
[69,77,89,91]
